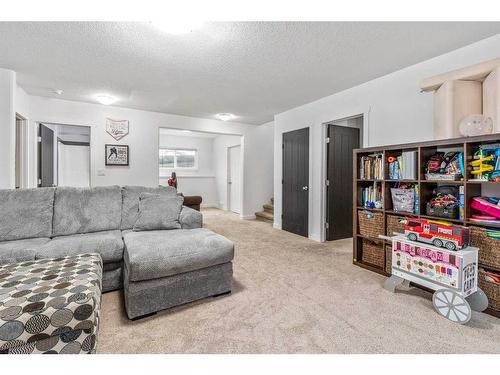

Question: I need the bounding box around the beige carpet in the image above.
[98,209,500,353]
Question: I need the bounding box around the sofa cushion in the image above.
[133,194,183,231]
[0,188,55,242]
[52,186,122,237]
[36,230,124,264]
[120,186,177,230]
[0,238,50,265]
[179,206,203,229]
[123,228,234,282]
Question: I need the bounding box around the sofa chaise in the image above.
[0,186,234,319]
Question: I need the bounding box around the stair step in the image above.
[263,204,274,213]
[255,211,273,222]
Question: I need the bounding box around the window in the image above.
[159,148,197,169]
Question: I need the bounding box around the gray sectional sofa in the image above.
[0,185,234,319]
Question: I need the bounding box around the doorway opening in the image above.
[15,113,28,189]
[38,123,91,187]
[324,115,363,241]
[158,128,243,214]
[227,145,241,214]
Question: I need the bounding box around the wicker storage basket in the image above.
[385,245,392,274]
[478,270,500,311]
[469,226,500,270]
[386,215,406,236]
[361,239,384,268]
[358,211,384,238]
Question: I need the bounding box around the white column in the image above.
[0,68,16,189]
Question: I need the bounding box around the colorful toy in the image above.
[470,196,500,219]
[382,233,488,324]
[403,218,469,251]
[469,145,500,181]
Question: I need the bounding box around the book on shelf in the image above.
[388,151,417,180]
[361,185,382,207]
[360,153,383,180]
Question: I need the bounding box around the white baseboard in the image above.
[201,203,219,208]
[240,214,256,220]
[273,222,281,230]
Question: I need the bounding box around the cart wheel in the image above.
[432,239,443,248]
[445,241,456,251]
[408,233,417,241]
[433,289,471,324]
[466,288,489,312]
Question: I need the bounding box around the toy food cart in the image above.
[382,233,489,324]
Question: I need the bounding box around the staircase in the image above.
[255,198,274,223]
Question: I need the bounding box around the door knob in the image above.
[302,186,309,191]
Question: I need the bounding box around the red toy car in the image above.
[404,218,469,251]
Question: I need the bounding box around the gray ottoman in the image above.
[123,228,234,320]
[0,254,102,354]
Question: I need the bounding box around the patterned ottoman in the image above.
[0,254,102,354]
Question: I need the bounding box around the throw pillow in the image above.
[133,194,184,231]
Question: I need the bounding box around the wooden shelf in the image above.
[353,133,500,319]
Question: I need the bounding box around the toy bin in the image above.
[426,202,458,219]
[469,226,500,270]
[386,215,406,236]
[361,239,384,268]
[358,211,384,238]
[385,245,392,274]
[478,270,500,311]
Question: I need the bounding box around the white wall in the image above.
[213,134,242,210]
[274,34,500,241]
[158,132,218,207]
[242,121,274,217]
[0,69,15,189]
[21,95,272,218]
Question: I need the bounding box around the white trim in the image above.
[201,203,219,208]
[241,214,256,220]
[159,174,215,179]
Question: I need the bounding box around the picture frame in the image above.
[106,118,129,141]
[105,144,129,166]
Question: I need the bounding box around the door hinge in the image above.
[281,213,284,219]
[326,137,330,144]
[38,178,42,185]
[325,180,330,186]
[37,136,42,142]
[325,222,329,229]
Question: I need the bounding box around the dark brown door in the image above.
[282,127,309,237]
[38,124,54,187]
[326,125,359,240]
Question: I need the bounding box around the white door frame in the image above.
[227,144,242,214]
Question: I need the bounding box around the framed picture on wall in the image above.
[105,144,129,166]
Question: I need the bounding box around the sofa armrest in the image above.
[179,206,203,229]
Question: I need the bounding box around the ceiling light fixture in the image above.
[150,20,203,35]
[54,89,63,95]
[95,94,117,106]
[215,113,235,122]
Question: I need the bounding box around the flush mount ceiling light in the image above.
[95,94,117,106]
[53,89,63,95]
[215,113,235,122]
[150,20,203,35]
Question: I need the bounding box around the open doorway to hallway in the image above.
[158,128,243,213]
[324,115,363,241]
[38,123,91,187]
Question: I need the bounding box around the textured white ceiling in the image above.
[1,22,500,124]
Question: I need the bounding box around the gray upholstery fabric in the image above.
[0,238,50,265]
[133,194,183,231]
[120,186,177,230]
[124,262,232,319]
[102,267,122,293]
[36,230,124,264]
[0,187,55,242]
[179,206,203,229]
[124,228,234,282]
[52,186,122,237]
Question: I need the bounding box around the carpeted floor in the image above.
[98,209,500,354]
